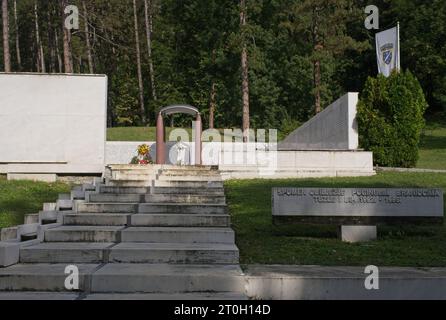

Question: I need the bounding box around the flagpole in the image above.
[397,22,401,72]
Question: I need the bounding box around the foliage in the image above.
[357,70,428,167]
[0,0,444,130]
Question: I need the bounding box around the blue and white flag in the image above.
[375,25,400,77]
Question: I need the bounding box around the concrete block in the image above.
[43,203,57,211]
[24,214,39,225]
[7,173,57,183]
[0,228,18,241]
[57,199,73,210]
[340,225,377,243]
[0,242,20,267]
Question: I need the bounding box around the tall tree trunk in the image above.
[209,81,216,129]
[82,0,94,74]
[209,49,217,129]
[13,0,20,70]
[240,0,250,142]
[61,0,73,73]
[133,0,146,125]
[144,0,157,102]
[2,0,11,72]
[54,26,63,73]
[34,2,45,73]
[47,9,56,73]
[312,7,322,114]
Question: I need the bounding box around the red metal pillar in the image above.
[156,112,165,164]
[195,113,202,165]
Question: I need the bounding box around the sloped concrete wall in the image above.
[280,93,359,150]
[0,73,107,175]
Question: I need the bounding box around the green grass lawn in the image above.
[225,172,446,267]
[0,176,71,230]
[418,119,446,170]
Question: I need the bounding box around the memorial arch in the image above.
[156,105,202,165]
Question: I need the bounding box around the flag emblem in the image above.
[380,43,394,65]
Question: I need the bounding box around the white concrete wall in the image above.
[0,73,107,174]
[280,93,359,150]
[106,141,375,178]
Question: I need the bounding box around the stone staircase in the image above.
[0,165,245,300]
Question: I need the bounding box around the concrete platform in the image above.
[244,265,446,300]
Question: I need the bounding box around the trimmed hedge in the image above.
[357,70,428,167]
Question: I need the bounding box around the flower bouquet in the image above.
[130,144,154,165]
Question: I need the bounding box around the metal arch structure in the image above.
[156,105,202,165]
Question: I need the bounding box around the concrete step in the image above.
[0,291,246,300]
[106,179,152,187]
[91,264,244,293]
[158,175,222,182]
[108,243,239,264]
[154,180,224,188]
[64,214,129,226]
[130,214,230,227]
[0,264,100,292]
[44,226,124,242]
[161,170,220,176]
[144,194,226,204]
[77,203,138,213]
[138,203,227,214]
[121,227,235,244]
[112,173,157,180]
[100,186,150,194]
[152,187,224,195]
[89,193,143,203]
[20,243,114,263]
[83,292,247,300]
[0,292,80,300]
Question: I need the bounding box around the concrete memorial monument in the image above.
[272,187,444,242]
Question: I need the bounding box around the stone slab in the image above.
[273,187,444,224]
[0,242,20,267]
[339,225,377,243]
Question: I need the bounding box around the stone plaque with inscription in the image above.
[272,188,444,225]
